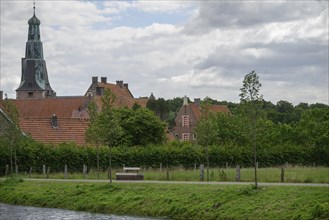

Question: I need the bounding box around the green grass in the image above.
[16,166,329,183]
[0,179,328,220]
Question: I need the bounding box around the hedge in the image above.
[0,139,328,176]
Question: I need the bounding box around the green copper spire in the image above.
[16,4,56,99]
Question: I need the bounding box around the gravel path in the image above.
[4,178,327,187]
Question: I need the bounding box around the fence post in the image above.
[166,165,169,181]
[281,166,285,183]
[29,167,32,178]
[200,164,204,182]
[194,163,197,172]
[43,165,46,175]
[5,165,9,176]
[236,165,240,182]
[46,167,50,179]
[83,164,87,179]
[64,164,68,179]
[160,163,162,172]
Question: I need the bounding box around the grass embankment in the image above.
[0,179,328,220]
[23,167,329,183]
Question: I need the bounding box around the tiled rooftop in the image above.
[20,117,90,145]
[190,103,230,120]
[12,96,90,118]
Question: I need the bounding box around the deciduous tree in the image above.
[239,70,263,188]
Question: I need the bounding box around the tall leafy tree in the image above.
[86,89,123,183]
[115,107,166,146]
[195,99,217,181]
[85,100,101,178]
[296,108,329,164]
[239,70,263,188]
[1,96,22,177]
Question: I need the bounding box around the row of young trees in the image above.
[0,140,326,175]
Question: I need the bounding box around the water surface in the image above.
[0,203,159,220]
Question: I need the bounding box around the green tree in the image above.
[296,108,329,164]
[146,97,169,121]
[166,97,184,130]
[87,89,123,183]
[116,107,166,146]
[212,112,249,147]
[195,99,217,181]
[1,96,22,177]
[85,100,101,178]
[239,70,263,188]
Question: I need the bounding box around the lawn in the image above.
[14,166,329,183]
[0,178,328,220]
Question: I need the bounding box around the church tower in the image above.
[16,4,55,99]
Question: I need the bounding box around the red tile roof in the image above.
[20,117,90,145]
[9,94,148,145]
[97,82,134,98]
[12,97,90,118]
[190,103,229,120]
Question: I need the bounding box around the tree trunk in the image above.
[252,119,258,188]
[109,145,112,184]
[10,141,13,178]
[96,143,100,179]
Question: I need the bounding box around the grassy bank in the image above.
[0,179,328,220]
[15,167,329,183]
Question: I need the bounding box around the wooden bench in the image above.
[116,167,144,180]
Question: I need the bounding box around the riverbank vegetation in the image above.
[0,179,328,220]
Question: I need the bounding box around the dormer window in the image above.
[96,87,104,96]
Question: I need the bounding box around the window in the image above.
[28,92,33,97]
[182,115,189,127]
[182,133,190,141]
[96,87,104,96]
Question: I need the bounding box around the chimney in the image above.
[194,98,201,106]
[51,114,58,128]
[101,77,107,84]
[116,80,123,88]
[123,83,128,89]
[92,76,98,84]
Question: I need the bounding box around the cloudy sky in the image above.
[0,0,328,105]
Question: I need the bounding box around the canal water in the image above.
[0,203,160,220]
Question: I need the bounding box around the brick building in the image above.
[173,96,229,142]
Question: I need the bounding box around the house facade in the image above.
[173,96,229,142]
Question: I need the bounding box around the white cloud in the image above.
[0,1,328,106]
[133,1,194,13]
